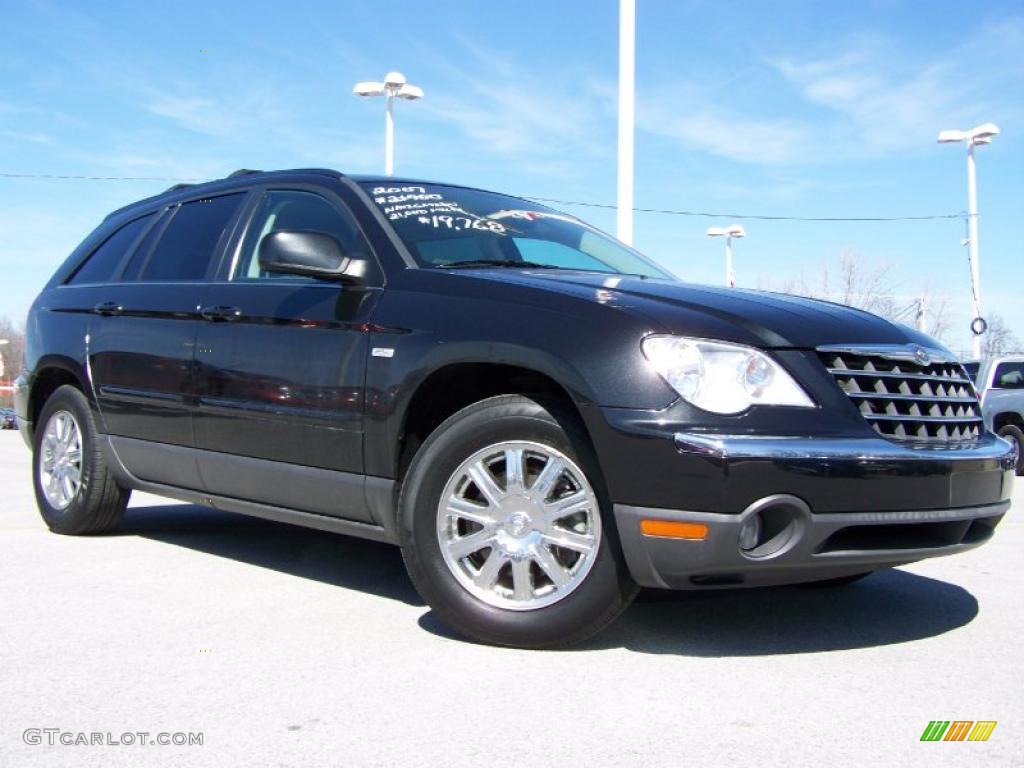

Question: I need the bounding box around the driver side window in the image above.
[993,362,1024,389]
[234,190,368,281]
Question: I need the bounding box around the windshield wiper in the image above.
[435,259,559,269]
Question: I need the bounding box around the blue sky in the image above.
[1,0,1021,353]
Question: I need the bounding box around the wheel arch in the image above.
[392,358,600,482]
[27,356,92,431]
[993,411,1024,432]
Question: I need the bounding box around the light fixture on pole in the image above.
[353,72,424,176]
[706,224,746,287]
[617,0,635,245]
[937,122,999,358]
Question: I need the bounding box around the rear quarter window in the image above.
[127,193,245,282]
[66,213,155,285]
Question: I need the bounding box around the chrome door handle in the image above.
[200,305,242,322]
[93,301,123,316]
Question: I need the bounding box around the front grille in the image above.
[818,348,982,443]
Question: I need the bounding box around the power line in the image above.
[522,196,965,222]
[0,172,205,182]
[0,171,966,223]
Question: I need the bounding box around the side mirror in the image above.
[258,230,365,282]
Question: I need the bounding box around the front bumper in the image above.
[611,432,1016,589]
[616,498,1009,589]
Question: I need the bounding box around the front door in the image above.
[192,188,382,521]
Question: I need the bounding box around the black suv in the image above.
[15,169,1017,647]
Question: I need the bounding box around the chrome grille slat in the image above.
[826,368,974,385]
[846,392,977,404]
[818,347,982,444]
[862,413,983,423]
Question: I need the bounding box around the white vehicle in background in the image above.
[964,356,1024,475]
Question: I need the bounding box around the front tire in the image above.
[997,424,1024,476]
[33,385,130,535]
[398,395,637,648]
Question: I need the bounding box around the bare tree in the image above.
[0,315,26,379]
[758,249,951,342]
[981,314,1023,357]
[917,294,951,342]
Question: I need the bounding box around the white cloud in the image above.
[0,130,53,145]
[147,95,233,137]
[771,18,1024,155]
[636,16,1024,166]
[409,40,613,173]
[637,101,809,164]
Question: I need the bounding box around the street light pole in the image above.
[965,141,981,354]
[706,225,746,287]
[353,72,424,177]
[617,0,635,245]
[725,236,735,288]
[938,122,999,359]
[384,92,395,176]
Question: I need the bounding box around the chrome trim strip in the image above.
[862,413,982,424]
[826,368,973,384]
[846,391,976,403]
[817,343,957,365]
[674,431,1018,465]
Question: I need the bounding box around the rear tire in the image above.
[33,385,130,535]
[997,424,1024,476]
[398,395,638,648]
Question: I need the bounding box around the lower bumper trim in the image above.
[614,499,1009,590]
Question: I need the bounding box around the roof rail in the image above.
[227,168,262,178]
[160,169,258,195]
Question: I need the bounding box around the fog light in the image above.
[738,514,762,551]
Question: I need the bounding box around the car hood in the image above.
[460,270,944,350]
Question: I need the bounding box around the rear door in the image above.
[192,187,382,521]
[88,192,248,489]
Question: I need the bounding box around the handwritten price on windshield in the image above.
[417,215,506,233]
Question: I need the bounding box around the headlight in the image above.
[641,336,815,414]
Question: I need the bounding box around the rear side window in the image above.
[132,193,244,282]
[993,362,1024,389]
[67,214,155,285]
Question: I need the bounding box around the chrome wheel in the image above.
[39,410,83,510]
[437,441,601,611]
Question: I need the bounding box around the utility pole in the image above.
[938,123,999,358]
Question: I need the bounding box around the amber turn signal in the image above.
[640,520,708,540]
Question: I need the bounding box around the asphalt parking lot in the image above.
[0,430,1020,768]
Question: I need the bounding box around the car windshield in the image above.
[360,182,674,279]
